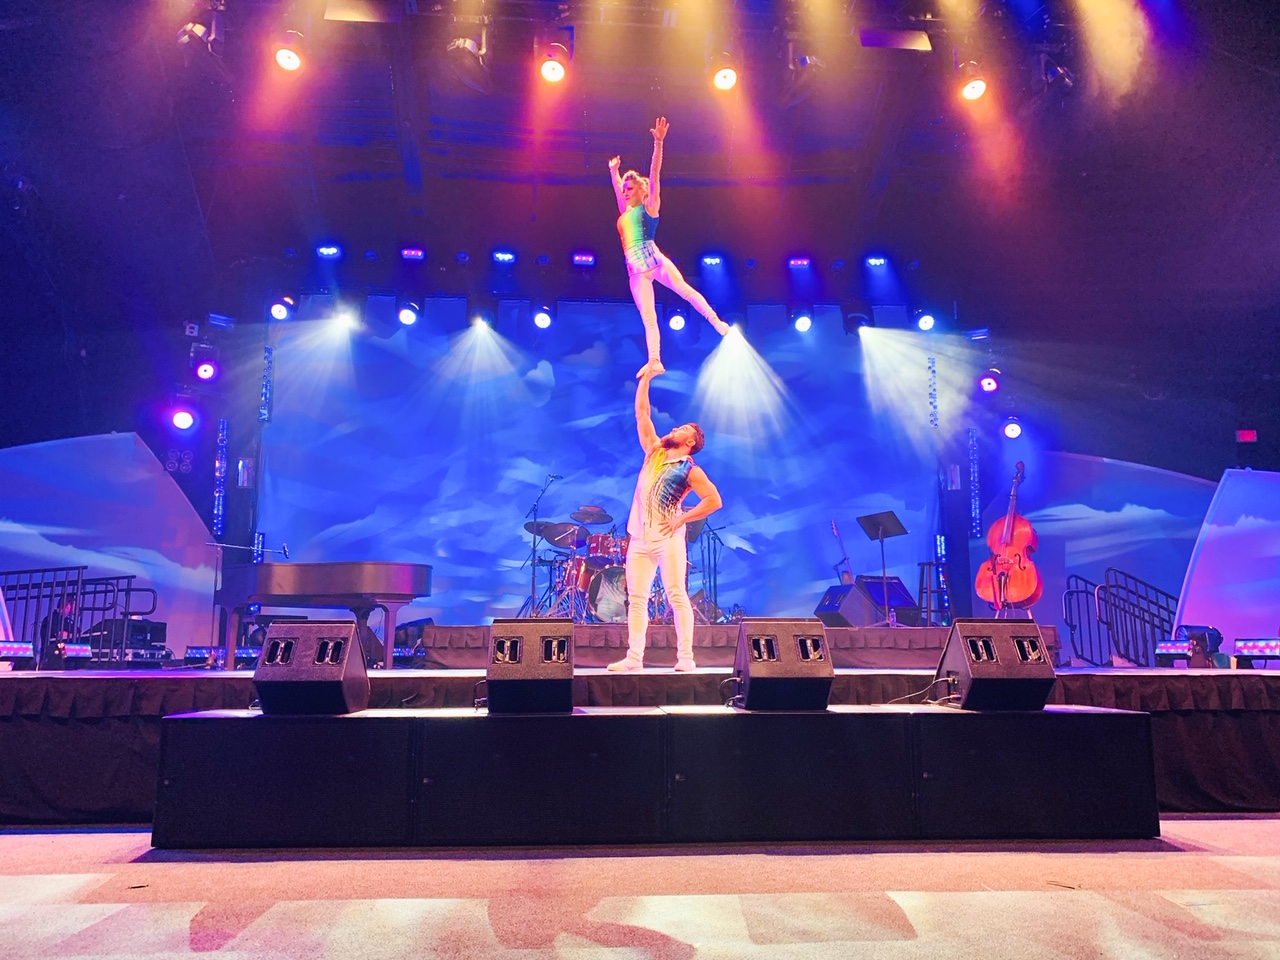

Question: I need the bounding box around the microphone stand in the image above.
[523,475,558,618]
[206,539,290,668]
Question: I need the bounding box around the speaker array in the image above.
[250,615,1055,716]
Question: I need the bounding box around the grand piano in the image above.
[215,561,432,670]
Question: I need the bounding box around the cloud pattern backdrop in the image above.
[258,299,947,625]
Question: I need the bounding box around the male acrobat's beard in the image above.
[660,434,682,449]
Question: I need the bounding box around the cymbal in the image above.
[570,505,613,525]
[523,520,589,548]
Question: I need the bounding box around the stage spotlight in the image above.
[866,256,887,267]
[539,42,569,83]
[398,301,420,326]
[979,368,1001,393]
[572,250,595,267]
[668,311,686,331]
[533,305,553,329]
[916,313,936,331]
[711,52,738,91]
[842,302,873,334]
[400,246,425,261]
[468,294,497,327]
[171,407,197,431]
[787,256,812,268]
[177,0,222,51]
[492,249,516,264]
[793,313,813,333]
[959,61,987,101]
[701,254,723,267]
[189,342,219,381]
[781,43,824,108]
[1003,417,1023,439]
[316,244,342,260]
[446,19,493,95]
[455,251,471,266]
[269,295,295,321]
[273,30,305,71]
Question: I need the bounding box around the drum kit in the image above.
[523,505,632,623]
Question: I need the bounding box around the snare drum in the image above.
[554,555,591,593]
[586,532,615,569]
[569,555,591,592]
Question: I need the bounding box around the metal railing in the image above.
[1096,567,1177,667]
[1061,567,1179,668]
[1,566,89,666]
[1062,573,1109,665]
[2,566,162,667]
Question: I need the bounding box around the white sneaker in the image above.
[607,655,644,672]
[674,658,697,672]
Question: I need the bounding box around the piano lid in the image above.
[217,561,431,607]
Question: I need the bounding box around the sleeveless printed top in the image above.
[627,448,694,541]
[617,204,659,249]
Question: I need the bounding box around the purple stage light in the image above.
[701,254,723,267]
[788,257,811,268]
[400,247,425,261]
[668,312,686,331]
[866,256,887,267]
[171,409,196,431]
[979,369,1001,393]
[572,251,596,267]
[195,361,217,381]
[316,244,342,260]
[492,250,516,264]
[1002,418,1022,440]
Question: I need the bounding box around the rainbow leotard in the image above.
[618,204,662,276]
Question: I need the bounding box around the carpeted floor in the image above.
[1,818,1279,958]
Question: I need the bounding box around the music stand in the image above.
[855,510,909,626]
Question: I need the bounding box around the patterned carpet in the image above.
[1,818,1279,958]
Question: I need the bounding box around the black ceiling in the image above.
[1,0,1279,446]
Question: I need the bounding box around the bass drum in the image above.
[588,565,628,623]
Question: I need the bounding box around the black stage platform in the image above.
[3,665,1279,826]
[151,704,1160,848]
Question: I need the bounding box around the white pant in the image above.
[624,535,694,661]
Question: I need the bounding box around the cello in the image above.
[974,461,1044,610]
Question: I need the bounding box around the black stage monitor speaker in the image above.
[732,618,833,711]
[934,618,1056,711]
[252,619,370,715]
[814,577,920,627]
[486,618,574,714]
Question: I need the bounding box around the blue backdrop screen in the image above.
[258,298,943,624]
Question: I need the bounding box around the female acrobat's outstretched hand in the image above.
[608,155,621,171]
[651,117,669,142]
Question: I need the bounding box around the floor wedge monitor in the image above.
[934,618,1056,710]
[732,618,833,710]
[253,619,370,715]
[486,618,574,713]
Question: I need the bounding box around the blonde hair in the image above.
[622,170,650,203]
